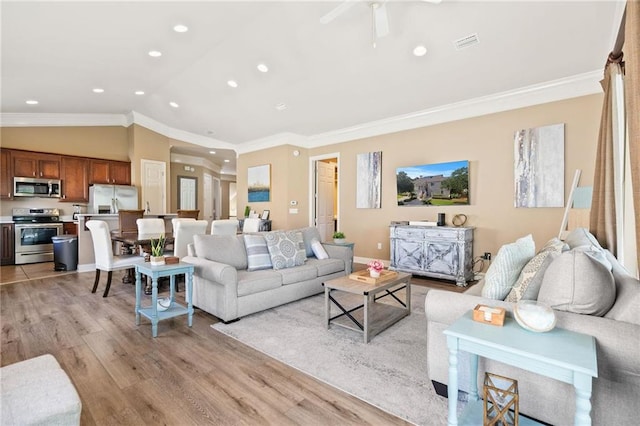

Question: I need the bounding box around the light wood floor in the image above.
[1,263,467,425]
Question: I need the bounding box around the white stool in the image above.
[1,354,82,425]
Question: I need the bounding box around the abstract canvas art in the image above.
[514,123,565,208]
[248,164,271,202]
[356,151,382,208]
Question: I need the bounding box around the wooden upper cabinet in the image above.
[0,149,11,199]
[90,159,131,185]
[60,156,89,202]
[12,151,60,179]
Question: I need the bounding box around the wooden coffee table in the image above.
[324,271,411,343]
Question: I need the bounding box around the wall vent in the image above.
[454,33,480,50]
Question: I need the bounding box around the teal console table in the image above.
[444,311,597,425]
[135,262,194,337]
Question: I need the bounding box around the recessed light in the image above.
[173,24,188,33]
[209,150,216,154]
[413,45,427,57]
[25,100,39,105]
[169,101,179,108]
[224,159,230,163]
[257,63,269,73]
[227,80,238,88]
[275,103,287,111]
[148,50,162,57]
[135,90,145,95]
[92,88,104,93]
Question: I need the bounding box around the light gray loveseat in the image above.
[425,229,639,425]
[183,227,353,323]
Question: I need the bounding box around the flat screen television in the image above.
[396,160,469,206]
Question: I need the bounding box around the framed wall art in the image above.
[396,160,469,206]
[248,164,271,202]
[356,151,382,209]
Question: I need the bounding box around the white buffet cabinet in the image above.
[389,225,474,286]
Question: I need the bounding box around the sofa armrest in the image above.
[182,255,238,287]
[322,243,353,274]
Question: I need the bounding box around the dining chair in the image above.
[242,218,261,233]
[211,219,239,235]
[177,209,200,219]
[86,220,144,297]
[118,209,145,254]
[174,220,208,258]
[171,217,195,232]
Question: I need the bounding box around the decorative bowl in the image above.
[514,300,556,332]
[157,297,171,312]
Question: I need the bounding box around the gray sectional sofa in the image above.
[425,228,640,425]
[183,227,353,323]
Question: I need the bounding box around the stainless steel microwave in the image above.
[13,177,61,198]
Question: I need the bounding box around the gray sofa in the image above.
[183,227,353,323]
[425,230,639,425]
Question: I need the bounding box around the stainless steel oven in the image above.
[13,208,63,264]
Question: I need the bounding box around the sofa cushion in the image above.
[300,227,323,257]
[194,234,248,270]
[482,234,535,300]
[603,250,640,324]
[306,258,345,276]
[278,264,318,285]
[565,227,603,250]
[505,237,567,302]
[264,230,307,270]
[311,239,329,260]
[236,269,282,296]
[243,234,273,271]
[537,249,616,316]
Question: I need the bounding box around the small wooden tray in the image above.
[164,256,180,264]
[349,269,398,284]
[472,304,506,326]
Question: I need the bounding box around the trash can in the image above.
[52,235,78,271]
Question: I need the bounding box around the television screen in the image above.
[396,160,469,206]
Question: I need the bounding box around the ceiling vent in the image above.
[454,33,480,50]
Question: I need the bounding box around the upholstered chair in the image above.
[242,218,261,233]
[171,217,195,232]
[211,219,239,235]
[174,220,208,258]
[86,220,144,297]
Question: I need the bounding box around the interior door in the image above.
[141,159,166,214]
[179,177,197,210]
[203,173,213,228]
[316,160,336,242]
[213,177,221,220]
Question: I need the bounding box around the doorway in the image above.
[141,159,166,214]
[309,153,339,242]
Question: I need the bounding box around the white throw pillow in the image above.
[482,234,535,300]
[311,239,329,260]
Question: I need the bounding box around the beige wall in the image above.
[237,94,603,264]
[0,126,129,160]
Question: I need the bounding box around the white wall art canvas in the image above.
[356,151,382,208]
[514,123,565,208]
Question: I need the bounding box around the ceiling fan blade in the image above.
[320,0,359,25]
[374,3,390,38]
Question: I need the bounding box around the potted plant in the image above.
[332,231,346,244]
[150,235,165,266]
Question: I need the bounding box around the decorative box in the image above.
[472,304,506,326]
[164,256,180,265]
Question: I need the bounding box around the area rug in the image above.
[212,285,457,425]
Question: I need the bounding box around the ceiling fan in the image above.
[320,0,443,47]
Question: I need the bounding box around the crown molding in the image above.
[0,70,603,155]
[0,113,126,127]
[302,69,603,148]
[170,153,220,174]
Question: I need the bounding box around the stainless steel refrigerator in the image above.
[89,184,139,213]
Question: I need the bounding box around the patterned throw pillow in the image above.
[505,237,568,302]
[264,230,307,270]
[481,234,535,300]
[243,234,272,271]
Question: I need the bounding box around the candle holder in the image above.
[483,372,519,425]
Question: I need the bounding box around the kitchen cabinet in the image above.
[60,156,89,202]
[90,160,131,185]
[63,222,77,235]
[0,149,11,199]
[389,225,474,286]
[12,151,61,179]
[1,223,15,266]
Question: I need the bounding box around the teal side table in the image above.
[443,311,597,426]
[135,262,194,337]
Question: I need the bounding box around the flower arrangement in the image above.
[367,259,384,274]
